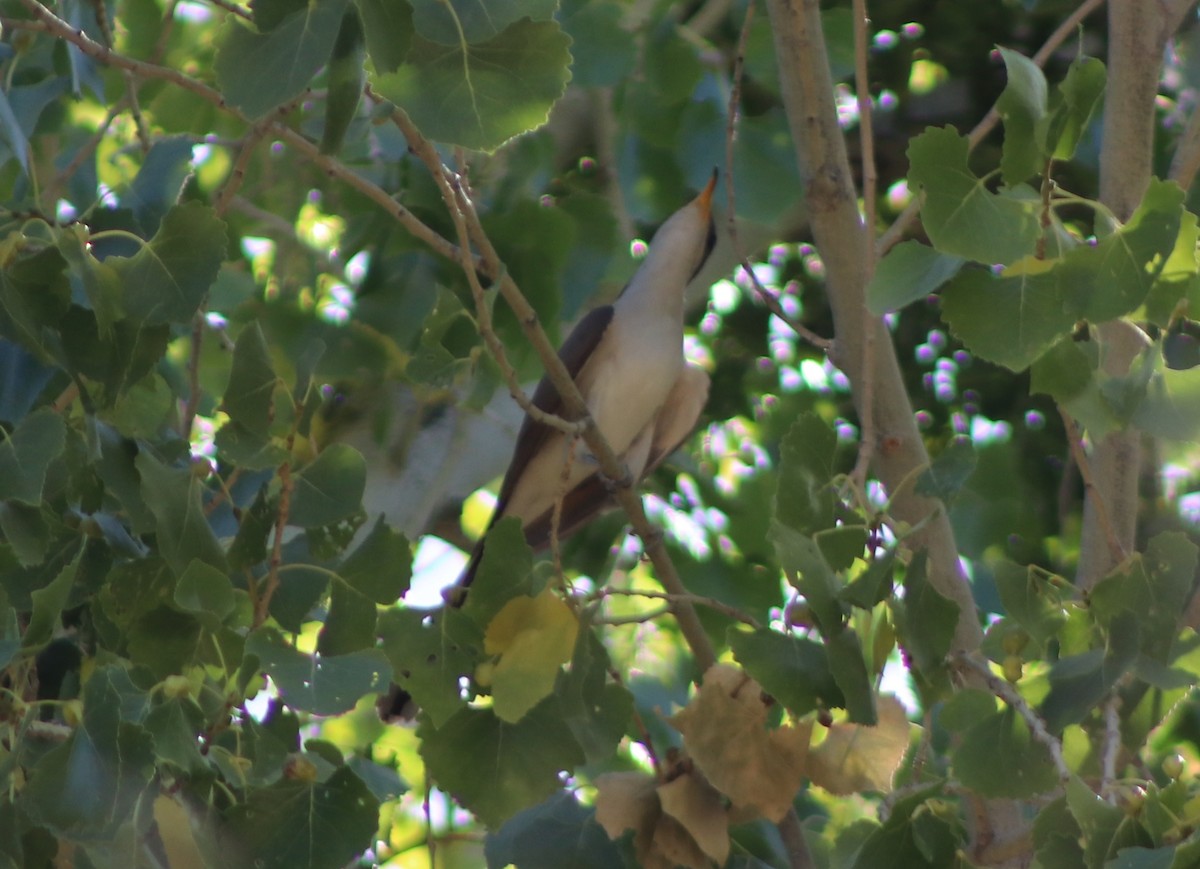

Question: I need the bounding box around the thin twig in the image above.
[877,0,1108,255]
[848,0,877,491]
[180,313,205,440]
[724,3,831,352]
[952,652,1071,784]
[598,587,761,628]
[1059,409,1127,565]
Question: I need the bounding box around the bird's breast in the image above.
[579,313,684,456]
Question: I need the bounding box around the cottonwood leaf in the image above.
[222,322,277,438]
[908,126,1041,265]
[670,664,811,822]
[136,451,229,576]
[419,701,585,827]
[288,443,366,528]
[657,771,730,865]
[479,588,579,723]
[246,627,391,715]
[377,607,479,728]
[773,412,837,534]
[110,202,226,325]
[1038,55,1106,160]
[940,261,1075,371]
[729,627,844,718]
[337,516,411,603]
[214,0,351,119]
[807,695,913,795]
[409,0,556,44]
[1061,178,1184,323]
[867,240,965,314]
[354,0,412,73]
[996,48,1049,185]
[0,407,65,504]
[593,772,712,869]
[371,19,572,152]
[485,793,625,869]
[222,766,379,869]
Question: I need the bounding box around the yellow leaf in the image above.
[670,664,812,822]
[1001,254,1059,276]
[479,588,579,722]
[807,695,913,795]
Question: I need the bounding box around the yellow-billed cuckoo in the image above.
[458,172,718,591]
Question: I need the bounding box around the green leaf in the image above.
[338,516,411,603]
[1062,178,1185,322]
[562,1,636,89]
[223,321,278,437]
[128,605,202,678]
[22,548,81,648]
[915,437,976,501]
[377,607,480,728]
[126,136,196,234]
[866,240,965,314]
[773,412,837,535]
[827,628,877,724]
[316,580,376,655]
[214,0,352,119]
[951,704,1060,798]
[996,48,1049,185]
[420,701,586,827]
[222,767,380,869]
[940,263,1075,371]
[556,629,632,763]
[1066,775,1124,869]
[0,407,65,504]
[410,0,556,44]
[770,521,845,631]
[908,126,1041,265]
[730,627,844,717]
[892,553,956,677]
[136,451,229,575]
[320,7,366,155]
[1130,353,1200,441]
[354,0,413,74]
[144,697,207,774]
[1038,56,1106,161]
[372,19,572,152]
[174,559,236,625]
[992,561,1068,652]
[0,88,30,175]
[288,443,366,528]
[463,517,538,626]
[816,525,869,571]
[0,244,71,362]
[246,626,392,715]
[842,549,897,609]
[20,668,156,838]
[485,793,624,869]
[110,202,227,324]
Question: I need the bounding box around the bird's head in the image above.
[635,170,719,293]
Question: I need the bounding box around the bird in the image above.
[456,170,718,595]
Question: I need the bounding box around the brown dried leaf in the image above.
[657,771,730,865]
[808,694,913,795]
[647,814,712,869]
[594,771,658,843]
[670,664,812,822]
[594,771,714,869]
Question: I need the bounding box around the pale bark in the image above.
[764,0,982,654]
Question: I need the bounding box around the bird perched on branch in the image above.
[456,171,718,595]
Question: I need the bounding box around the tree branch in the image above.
[1077,0,1172,588]
[765,0,982,655]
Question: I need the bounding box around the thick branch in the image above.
[1078,0,1172,587]
[765,0,982,654]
